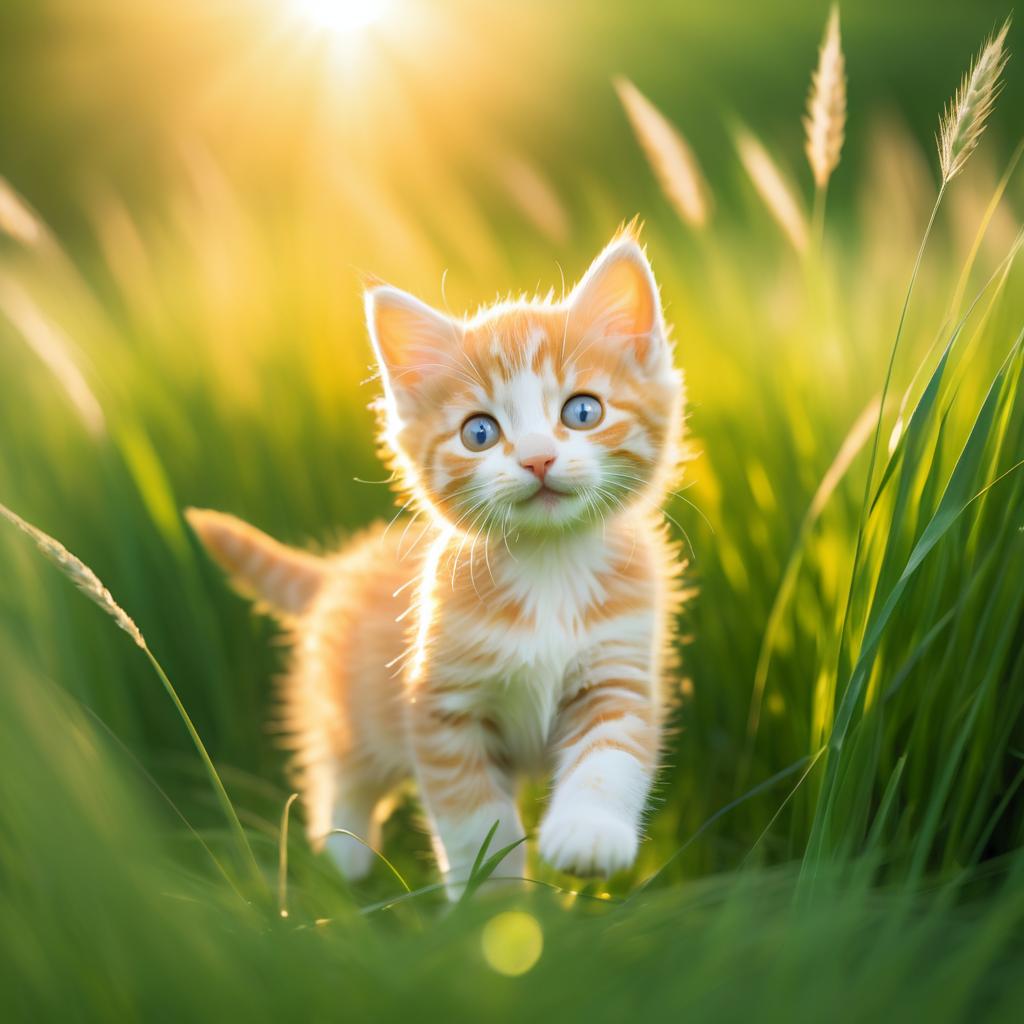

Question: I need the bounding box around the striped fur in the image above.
[190,227,688,895]
[185,508,327,618]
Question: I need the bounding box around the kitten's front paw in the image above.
[538,809,638,877]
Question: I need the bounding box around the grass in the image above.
[1,10,1024,1021]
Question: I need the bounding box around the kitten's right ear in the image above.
[365,285,462,416]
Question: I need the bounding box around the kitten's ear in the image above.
[365,285,463,414]
[569,233,664,365]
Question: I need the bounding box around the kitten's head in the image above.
[367,227,684,537]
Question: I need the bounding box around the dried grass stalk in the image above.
[0,278,106,437]
[614,76,711,228]
[736,128,809,253]
[805,5,846,189]
[938,18,1011,185]
[496,152,570,244]
[0,502,145,648]
[0,500,263,885]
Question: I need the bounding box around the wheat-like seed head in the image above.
[735,128,809,253]
[804,5,846,189]
[614,76,711,228]
[938,18,1011,185]
[0,502,145,649]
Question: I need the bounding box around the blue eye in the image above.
[461,414,501,451]
[560,394,604,430]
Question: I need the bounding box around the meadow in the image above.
[1,1,1023,1019]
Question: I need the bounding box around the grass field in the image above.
[1,3,1024,1020]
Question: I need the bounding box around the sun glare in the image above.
[292,0,391,35]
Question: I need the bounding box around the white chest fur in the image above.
[498,531,611,654]
[466,531,616,768]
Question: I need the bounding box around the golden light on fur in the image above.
[191,232,688,896]
[614,76,711,228]
[735,127,809,253]
[804,5,846,190]
[938,17,1011,185]
[184,508,327,618]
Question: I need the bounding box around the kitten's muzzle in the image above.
[515,478,575,505]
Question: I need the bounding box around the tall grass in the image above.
[1,9,1023,1021]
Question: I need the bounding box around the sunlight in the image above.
[291,0,391,35]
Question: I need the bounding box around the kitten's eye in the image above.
[560,394,604,430]
[460,414,501,452]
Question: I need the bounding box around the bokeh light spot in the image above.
[481,911,543,977]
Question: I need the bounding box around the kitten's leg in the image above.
[324,780,386,881]
[304,758,389,881]
[539,661,658,877]
[410,704,524,900]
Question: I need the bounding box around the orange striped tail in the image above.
[185,508,327,619]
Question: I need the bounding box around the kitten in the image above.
[187,225,687,897]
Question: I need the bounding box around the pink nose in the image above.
[521,453,556,480]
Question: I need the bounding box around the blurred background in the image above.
[1,0,1020,246]
[1,2,1024,1016]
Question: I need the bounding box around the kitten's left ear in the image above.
[365,285,463,417]
[569,233,665,366]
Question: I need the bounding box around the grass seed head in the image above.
[615,76,711,229]
[938,18,1011,185]
[735,127,809,252]
[804,5,847,189]
[0,502,145,649]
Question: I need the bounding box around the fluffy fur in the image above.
[187,225,688,897]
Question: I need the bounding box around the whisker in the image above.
[353,473,397,485]
[382,493,417,539]
[483,521,497,587]
[398,513,434,562]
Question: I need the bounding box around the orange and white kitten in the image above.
[187,226,686,898]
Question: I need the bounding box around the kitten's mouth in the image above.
[519,483,573,508]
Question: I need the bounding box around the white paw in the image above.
[538,809,638,877]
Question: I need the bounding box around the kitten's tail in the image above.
[185,508,327,619]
